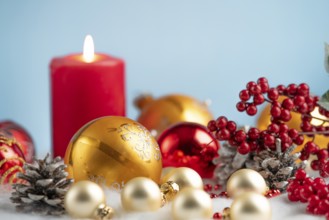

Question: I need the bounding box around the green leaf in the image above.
[318,101,329,111]
[318,90,329,111]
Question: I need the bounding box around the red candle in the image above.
[50,35,125,157]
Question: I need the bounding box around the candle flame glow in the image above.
[83,35,95,63]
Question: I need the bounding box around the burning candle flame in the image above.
[83,35,95,63]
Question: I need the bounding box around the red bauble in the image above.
[0,136,25,184]
[0,120,35,163]
[158,122,220,178]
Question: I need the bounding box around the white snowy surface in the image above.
[0,187,325,220]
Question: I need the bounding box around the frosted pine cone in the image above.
[10,154,73,215]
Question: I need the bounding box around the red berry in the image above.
[253,94,265,105]
[279,132,290,144]
[276,84,286,94]
[264,134,275,146]
[300,185,313,200]
[246,81,257,90]
[301,121,312,132]
[298,103,309,114]
[249,85,262,95]
[234,130,247,142]
[216,129,230,140]
[280,109,292,121]
[246,104,257,116]
[317,149,329,160]
[213,212,222,219]
[259,82,269,93]
[294,135,304,145]
[297,83,310,96]
[207,120,217,132]
[216,116,228,129]
[288,129,299,139]
[282,98,294,110]
[236,101,246,112]
[287,83,298,95]
[270,106,281,118]
[257,77,268,84]
[279,124,289,133]
[226,121,237,132]
[311,160,320,170]
[294,95,305,106]
[267,123,280,133]
[295,169,307,180]
[304,142,318,154]
[239,89,250,101]
[267,88,279,101]
[248,128,260,140]
[238,142,250,155]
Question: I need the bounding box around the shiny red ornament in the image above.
[158,122,220,178]
[0,136,25,184]
[0,120,35,163]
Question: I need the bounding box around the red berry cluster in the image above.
[208,77,329,171]
[287,169,329,219]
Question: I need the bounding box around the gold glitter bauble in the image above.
[64,181,109,219]
[230,192,272,220]
[121,177,162,212]
[257,96,329,151]
[161,167,203,190]
[227,169,267,198]
[64,116,162,187]
[172,188,213,220]
[135,94,213,137]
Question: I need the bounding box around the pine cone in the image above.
[245,139,306,192]
[10,154,73,215]
[213,142,249,188]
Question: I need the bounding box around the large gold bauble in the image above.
[135,94,213,137]
[172,188,213,220]
[230,192,272,220]
[257,96,329,151]
[64,181,106,219]
[64,116,162,188]
[227,169,267,198]
[161,167,203,190]
[121,177,162,212]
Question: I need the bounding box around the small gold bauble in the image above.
[227,169,267,198]
[135,94,213,137]
[160,181,180,202]
[121,177,162,212]
[64,116,162,187]
[172,188,213,220]
[64,181,106,218]
[161,167,203,190]
[230,192,272,220]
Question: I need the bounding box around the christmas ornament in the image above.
[0,120,35,163]
[160,181,180,204]
[64,181,114,219]
[121,177,162,212]
[64,116,162,187]
[161,167,203,190]
[227,169,267,198]
[0,136,25,184]
[245,139,305,191]
[171,188,213,220]
[158,122,219,178]
[257,98,329,151]
[230,192,272,220]
[135,94,213,137]
[11,154,73,215]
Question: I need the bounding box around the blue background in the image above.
[0,1,328,156]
